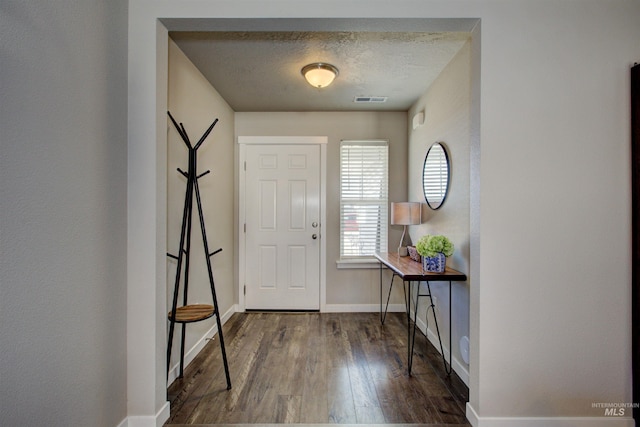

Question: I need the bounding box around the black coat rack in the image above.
[166,111,231,390]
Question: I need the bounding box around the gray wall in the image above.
[0,1,129,426]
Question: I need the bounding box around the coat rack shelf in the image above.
[168,304,215,323]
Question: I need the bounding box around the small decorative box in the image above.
[407,245,421,263]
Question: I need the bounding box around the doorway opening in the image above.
[129,16,481,421]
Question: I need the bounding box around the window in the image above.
[339,140,388,261]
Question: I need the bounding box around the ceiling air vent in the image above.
[354,96,388,103]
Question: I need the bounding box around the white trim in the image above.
[124,401,170,427]
[238,143,246,311]
[335,258,380,269]
[340,138,389,146]
[465,404,634,427]
[319,143,327,311]
[166,305,236,385]
[237,137,327,312]
[238,135,328,145]
[338,140,389,259]
[323,303,406,313]
[466,403,480,427]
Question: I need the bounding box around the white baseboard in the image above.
[121,401,170,427]
[167,305,236,385]
[122,306,237,426]
[323,303,406,313]
[466,403,480,426]
[414,313,469,386]
[466,403,635,427]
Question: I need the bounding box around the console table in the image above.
[374,252,467,376]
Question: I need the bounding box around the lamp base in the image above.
[398,246,408,257]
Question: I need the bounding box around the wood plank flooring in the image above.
[165,312,470,426]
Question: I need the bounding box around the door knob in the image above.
[312,234,318,240]
[312,222,318,228]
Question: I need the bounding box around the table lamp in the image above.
[391,202,422,256]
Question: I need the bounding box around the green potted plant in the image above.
[415,234,454,273]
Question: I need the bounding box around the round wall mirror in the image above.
[422,142,450,210]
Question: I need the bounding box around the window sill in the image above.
[336,258,380,269]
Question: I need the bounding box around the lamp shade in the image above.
[301,63,338,88]
[391,202,422,225]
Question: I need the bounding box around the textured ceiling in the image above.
[170,31,469,112]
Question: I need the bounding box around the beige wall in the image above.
[167,40,236,379]
[236,112,408,307]
[408,40,472,381]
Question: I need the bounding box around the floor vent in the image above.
[354,96,388,103]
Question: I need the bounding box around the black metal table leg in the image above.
[448,280,452,375]
[405,280,411,373]
[426,281,452,376]
[381,272,397,325]
[379,260,383,323]
[408,281,420,376]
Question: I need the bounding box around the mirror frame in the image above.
[422,142,450,210]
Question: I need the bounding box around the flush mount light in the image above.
[301,63,339,88]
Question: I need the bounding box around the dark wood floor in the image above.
[165,312,470,426]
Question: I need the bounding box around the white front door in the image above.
[244,143,321,310]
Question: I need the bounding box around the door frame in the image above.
[632,63,639,426]
[237,136,327,312]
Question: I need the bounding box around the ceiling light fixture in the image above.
[301,63,339,88]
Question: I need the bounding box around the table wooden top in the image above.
[374,252,467,281]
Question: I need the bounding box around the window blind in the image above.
[339,140,388,258]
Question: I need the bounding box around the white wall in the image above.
[128,2,640,426]
[408,39,472,383]
[0,1,129,426]
[167,40,236,381]
[235,111,408,309]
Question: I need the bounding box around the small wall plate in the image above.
[459,335,470,365]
